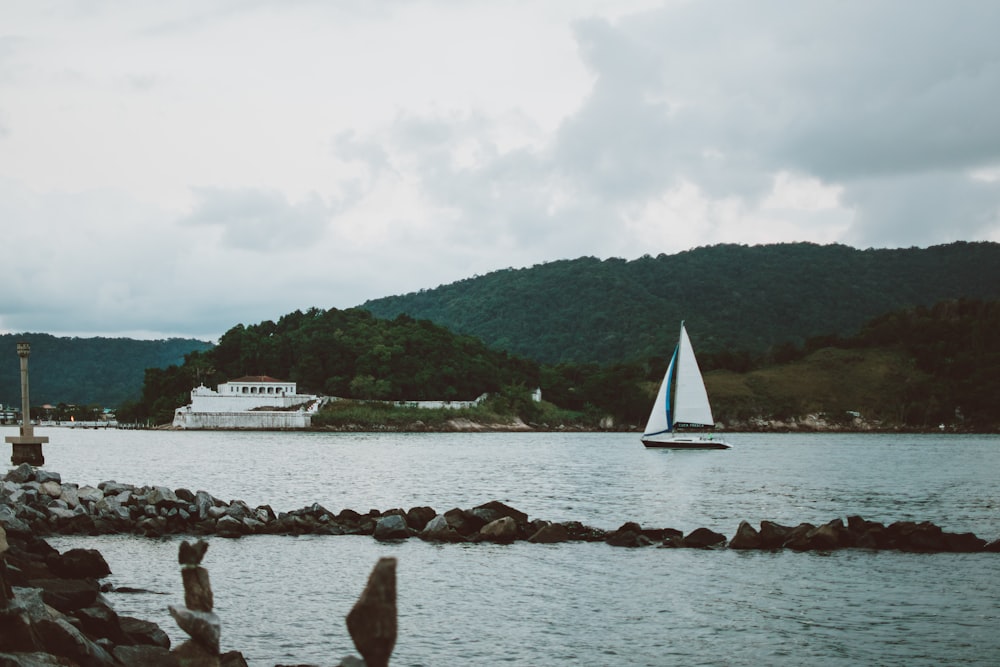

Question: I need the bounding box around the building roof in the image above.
[229,375,289,384]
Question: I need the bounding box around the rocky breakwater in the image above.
[3,463,1000,554]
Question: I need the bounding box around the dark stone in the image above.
[171,638,220,666]
[174,489,195,503]
[404,506,436,532]
[72,603,127,644]
[47,549,111,579]
[984,539,1000,553]
[757,521,792,549]
[35,617,117,667]
[182,567,213,613]
[944,532,986,552]
[120,616,171,649]
[29,578,99,613]
[178,541,209,567]
[0,605,46,652]
[0,651,77,665]
[5,463,35,484]
[169,606,220,655]
[473,501,528,525]
[887,521,946,552]
[220,650,250,667]
[346,557,397,667]
[606,529,653,548]
[728,521,762,549]
[113,644,180,667]
[682,527,727,548]
[443,508,486,536]
[781,523,817,550]
[528,522,571,544]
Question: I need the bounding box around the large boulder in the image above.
[606,523,653,548]
[120,616,171,649]
[479,516,518,543]
[30,579,100,613]
[405,506,436,532]
[373,515,410,541]
[35,616,117,666]
[528,522,571,544]
[473,501,528,525]
[443,508,486,536]
[727,521,762,549]
[680,527,727,548]
[5,463,35,484]
[419,515,462,543]
[886,521,947,552]
[47,549,111,579]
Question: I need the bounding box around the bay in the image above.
[7,427,998,666]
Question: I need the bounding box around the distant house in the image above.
[172,376,325,429]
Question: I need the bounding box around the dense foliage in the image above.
[119,298,1000,431]
[704,299,1000,429]
[0,333,211,408]
[362,241,1000,365]
[119,307,541,424]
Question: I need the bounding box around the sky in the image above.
[2,0,999,342]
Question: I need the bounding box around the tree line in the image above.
[119,299,1000,431]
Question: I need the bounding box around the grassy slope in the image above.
[706,346,927,426]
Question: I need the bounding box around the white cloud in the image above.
[1,0,999,340]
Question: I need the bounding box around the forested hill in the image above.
[362,241,1000,364]
[0,334,212,408]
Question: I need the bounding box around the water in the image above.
[6,427,999,666]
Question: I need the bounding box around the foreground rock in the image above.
[0,522,189,666]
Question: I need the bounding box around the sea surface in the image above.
[6,427,999,666]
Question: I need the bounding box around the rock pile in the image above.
[0,520,250,666]
[4,464,999,553]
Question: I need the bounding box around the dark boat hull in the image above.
[642,436,731,450]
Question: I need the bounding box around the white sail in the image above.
[642,348,675,437]
[671,323,715,428]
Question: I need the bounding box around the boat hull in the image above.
[642,435,731,450]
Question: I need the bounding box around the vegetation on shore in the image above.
[116,298,1000,432]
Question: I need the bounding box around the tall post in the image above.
[6,342,48,466]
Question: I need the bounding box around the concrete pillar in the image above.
[5,342,48,466]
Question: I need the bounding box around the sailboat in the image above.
[642,321,731,449]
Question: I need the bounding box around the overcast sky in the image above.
[2,0,999,341]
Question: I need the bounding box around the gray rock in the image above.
[194,491,215,520]
[215,515,244,537]
[168,605,220,655]
[39,481,62,498]
[5,463,35,484]
[419,514,460,542]
[146,487,179,508]
[76,486,104,505]
[374,514,410,541]
[59,484,80,508]
[35,470,62,485]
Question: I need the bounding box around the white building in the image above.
[172,376,324,429]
